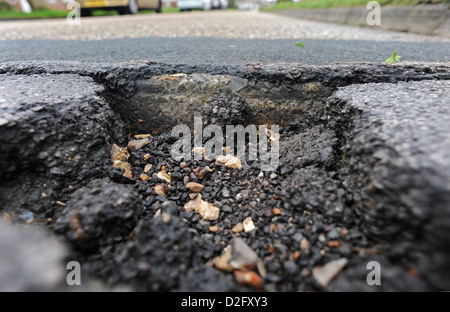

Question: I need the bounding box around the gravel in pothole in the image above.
[43,113,386,292]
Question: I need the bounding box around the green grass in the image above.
[161,7,181,13]
[261,0,449,11]
[92,10,118,16]
[0,9,69,19]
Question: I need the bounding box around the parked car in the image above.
[177,0,212,11]
[212,0,228,9]
[237,1,256,10]
[78,0,162,16]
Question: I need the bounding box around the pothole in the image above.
[1,62,449,291]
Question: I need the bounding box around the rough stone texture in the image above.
[0,73,128,224]
[281,166,348,220]
[0,74,126,183]
[55,179,141,251]
[327,79,450,289]
[95,213,200,291]
[0,221,67,291]
[280,125,337,171]
[202,92,249,127]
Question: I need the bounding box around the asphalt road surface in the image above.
[1,11,449,65]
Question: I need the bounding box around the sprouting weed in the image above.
[385,51,401,64]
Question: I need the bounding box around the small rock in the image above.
[293,232,303,242]
[222,188,230,198]
[198,201,220,221]
[144,164,153,173]
[243,217,256,233]
[189,193,200,200]
[229,237,258,270]
[213,245,233,272]
[272,208,281,215]
[300,238,310,251]
[111,144,129,162]
[127,138,149,150]
[112,160,132,178]
[144,154,151,160]
[186,182,205,193]
[21,211,34,223]
[318,234,326,243]
[256,258,267,279]
[291,250,301,261]
[140,174,150,181]
[270,173,278,180]
[154,185,167,196]
[184,194,220,221]
[228,76,248,92]
[216,154,242,169]
[134,134,151,139]
[193,166,201,175]
[209,226,219,232]
[339,227,349,236]
[327,240,340,248]
[156,170,171,184]
[232,222,244,233]
[197,166,213,179]
[234,270,262,291]
[312,258,348,288]
[184,194,202,211]
[161,213,171,223]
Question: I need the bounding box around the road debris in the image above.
[186,182,205,193]
[243,217,256,233]
[216,154,243,169]
[127,138,149,150]
[312,258,348,288]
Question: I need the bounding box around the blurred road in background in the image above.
[1,10,449,65]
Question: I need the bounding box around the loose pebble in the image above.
[312,258,348,288]
[127,138,149,150]
[243,217,256,233]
